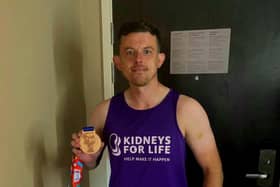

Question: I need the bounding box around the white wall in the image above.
[0,0,111,186]
[0,0,85,186]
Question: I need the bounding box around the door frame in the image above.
[97,0,114,186]
[101,0,114,100]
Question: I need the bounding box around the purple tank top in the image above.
[104,89,188,187]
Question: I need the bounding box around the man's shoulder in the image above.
[95,98,111,112]
[94,90,125,113]
[177,93,196,104]
[177,94,205,113]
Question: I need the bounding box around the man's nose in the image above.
[135,51,143,63]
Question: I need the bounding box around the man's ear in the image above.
[113,55,122,71]
[157,53,166,68]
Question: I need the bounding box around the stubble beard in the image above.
[125,70,157,87]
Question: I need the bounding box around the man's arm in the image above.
[71,99,110,169]
[177,95,223,187]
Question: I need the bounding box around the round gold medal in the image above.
[80,127,101,154]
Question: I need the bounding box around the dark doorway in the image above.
[112,1,280,186]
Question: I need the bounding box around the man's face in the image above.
[113,32,165,87]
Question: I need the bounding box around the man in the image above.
[71,20,223,187]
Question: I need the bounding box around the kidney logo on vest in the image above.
[109,133,121,156]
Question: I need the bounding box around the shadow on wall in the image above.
[25,123,47,187]
[52,3,88,187]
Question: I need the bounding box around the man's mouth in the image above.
[131,66,147,72]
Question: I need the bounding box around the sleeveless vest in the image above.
[103,89,188,187]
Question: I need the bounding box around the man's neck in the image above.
[124,82,169,110]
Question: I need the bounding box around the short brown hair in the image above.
[117,20,161,52]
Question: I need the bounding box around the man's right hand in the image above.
[71,131,105,169]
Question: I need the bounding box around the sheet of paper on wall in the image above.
[170,28,231,74]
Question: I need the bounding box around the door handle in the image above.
[245,173,268,179]
[245,149,276,187]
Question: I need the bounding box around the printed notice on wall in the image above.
[170,28,231,74]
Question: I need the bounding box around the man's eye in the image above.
[143,49,152,55]
[126,49,134,56]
